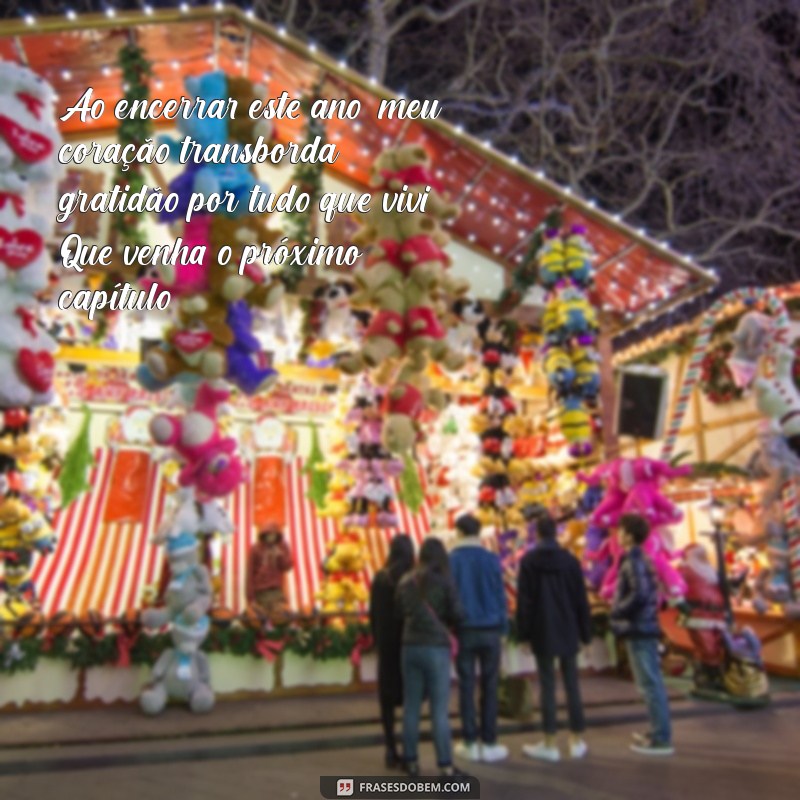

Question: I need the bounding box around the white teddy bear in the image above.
[755,344,800,457]
[0,186,58,409]
[0,61,61,182]
[0,172,51,300]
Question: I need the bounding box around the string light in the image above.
[143,4,153,15]
[246,7,255,18]
[24,14,35,25]
[277,24,287,35]
[338,59,346,68]
[66,8,77,20]
[180,2,190,12]
[214,1,224,11]
[105,6,116,18]
[309,41,318,52]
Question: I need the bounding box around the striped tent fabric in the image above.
[30,449,434,618]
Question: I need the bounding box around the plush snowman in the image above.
[755,345,800,457]
[0,61,61,182]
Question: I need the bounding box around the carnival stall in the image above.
[0,4,725,712]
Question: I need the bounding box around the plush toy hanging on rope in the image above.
[537,217,600,457]
[0,61,61,617]
[140,524,214,715]
[339,380,403,529]
[316,529,368,627]
[138,69,283,396]
[337,144,466,455]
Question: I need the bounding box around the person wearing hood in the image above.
[369,534,415,769]
[517,512,592,762]
[246,523,294,620]
[449,513,509,764]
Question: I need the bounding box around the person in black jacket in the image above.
[396,537,464,777]
[611,514,674,756]
[369,534,415,768]
[516,512,592,762]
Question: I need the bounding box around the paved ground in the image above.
[0,677,797,799]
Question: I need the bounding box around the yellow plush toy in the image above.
[323,533,367,573]
[0,498,54,553]
[317,472,352,519]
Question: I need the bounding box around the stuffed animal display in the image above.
[138,71,283,396]
[315,529,368,624]
[149,383,245,500]
[300,280,370,366]
[538,225,599,457]
[0,63,60,614]
[338,144,465,453]
[330,380,403,530]
[140,522,214,715]
[580,456,691,602]
[159,70,270,220]
[0,62,61,182]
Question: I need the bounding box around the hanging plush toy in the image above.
[755,345,800,458]
[149,383,245,498]
[0,61,61,181]
[727,310,772,389]
[140,529,214,715]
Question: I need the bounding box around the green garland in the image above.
[630,297,800,368]
[58,407,93,508]
[0,619,375,675]
[111,41,153,249]
[93,41,153,343]
[398,451,424,513]
[496,207,563,313]
[281,92,326,292]
[699,341,744,405]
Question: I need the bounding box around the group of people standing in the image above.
[369,511,674,776]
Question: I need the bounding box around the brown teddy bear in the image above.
[146,301,233,382]
[207,216,284,308]
[371,144,459,222]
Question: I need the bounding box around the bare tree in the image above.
[7,0,800,337]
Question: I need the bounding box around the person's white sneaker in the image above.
[481,743,509,762]
[454,741,481,762]
[569,739,588,759]
[522,742,560,762]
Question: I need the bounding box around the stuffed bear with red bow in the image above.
[0,62,61,182]
[0,173,57,408]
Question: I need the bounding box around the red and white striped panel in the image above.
[29,451,435,618]
[31,449,167,617]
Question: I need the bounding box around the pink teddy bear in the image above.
[150,382,245,499]
[581,457,690,528]
[589,526,686,603]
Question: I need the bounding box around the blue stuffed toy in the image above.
[160,71,267,220]
[225,300,278,394]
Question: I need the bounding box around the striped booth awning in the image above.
[31,449,434,618]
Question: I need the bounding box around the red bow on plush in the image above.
[350,633,373,667]
[115,631,140,668]
[255,638,284,662]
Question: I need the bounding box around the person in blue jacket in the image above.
[449,513,509,763]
